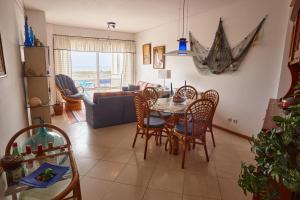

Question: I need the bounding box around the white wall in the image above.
[0,0,27,156]
[135,0,290,136]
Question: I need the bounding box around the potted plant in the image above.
[238,84,300,200]
[53,93,63,115]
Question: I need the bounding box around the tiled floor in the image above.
[52,114,254,200]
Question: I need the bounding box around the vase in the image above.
[53,103,63,115]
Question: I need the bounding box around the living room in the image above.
[0,0,299,199]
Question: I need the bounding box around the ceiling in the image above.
[24,0,242,33]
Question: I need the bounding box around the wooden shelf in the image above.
[24,75,51,78]
[19,45,49,48]
[26,104,53,109]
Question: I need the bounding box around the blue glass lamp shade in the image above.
[165,37,200,56]
[178,38,187,51]
[178,38,187,55]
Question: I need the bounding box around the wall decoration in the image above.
[0,34,6,78]
[190,16,267,74]
[143,43,151,64]
[153,46,165,69]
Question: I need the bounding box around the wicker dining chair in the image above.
[173,99,214,169]
[143,87,172,119]
[202,89,219,147]
[176,85,198,100]
[132,95,169,159]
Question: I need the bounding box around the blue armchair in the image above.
[55,74,84,110]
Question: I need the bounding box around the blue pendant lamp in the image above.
[165,0,199,56]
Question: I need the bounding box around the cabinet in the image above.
[24,47,52,125]
[285,0,300,97]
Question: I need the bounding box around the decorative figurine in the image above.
[29,27,34,47]
[24,16,31,47]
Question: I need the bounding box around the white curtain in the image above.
[53,35,135,53]
[54,50,72,76]
[111,53,135,87]
[53,35,136,85]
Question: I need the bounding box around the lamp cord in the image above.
[182,0,186,38]
[178,0,181,39]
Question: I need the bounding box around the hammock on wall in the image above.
[190,16,267,74]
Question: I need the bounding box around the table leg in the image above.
[172,135,179,155]
[12,193,18,200]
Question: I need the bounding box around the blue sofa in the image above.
[83,91,137,128]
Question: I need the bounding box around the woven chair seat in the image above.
[144,117,165,128]
[175,122,193,136]
[69,93,84,99]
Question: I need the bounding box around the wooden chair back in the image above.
[134,95,150,128]
[176,85,198,100]
[184,99,214,139]
[143,87,159,107]
[202,89,219,114]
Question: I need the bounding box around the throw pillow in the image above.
[128,84,140,91]
[122,86,129,91]
[64,89,73,96]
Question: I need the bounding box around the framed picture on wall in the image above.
[142,43,151,64]
[0,34,6,78]
[153,45,165,69]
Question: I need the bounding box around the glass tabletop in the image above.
[151,97,194,114]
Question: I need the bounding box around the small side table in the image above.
[2,124,82,200]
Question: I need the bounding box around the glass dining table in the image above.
[151,97,195,154]
[151,97,194,114]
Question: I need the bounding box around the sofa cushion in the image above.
[128,84,140,91]
[93,91,139,104]
[137,81,148,90]
[137,80,161,90]
[122,86,129,91]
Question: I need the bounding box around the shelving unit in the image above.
[23,46,52,125]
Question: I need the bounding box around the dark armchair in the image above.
[55,74,84,111]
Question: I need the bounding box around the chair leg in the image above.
[159,132,162,145]
[144,135,149,160]
[164,137,169,152]
[74,180,82,200]
[181,140,187,169]
[155,131,159,145]
[192,138,196,149]
[204,144,209,162]
[188,142,191,151]
[132,127,139,148]
[210,126,216,147]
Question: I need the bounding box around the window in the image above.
[71,52,97,89]
[71,52,126,90]
[53,35,135,91]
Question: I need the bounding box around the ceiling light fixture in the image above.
[107,22,116,39]
[165,0,199,56]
